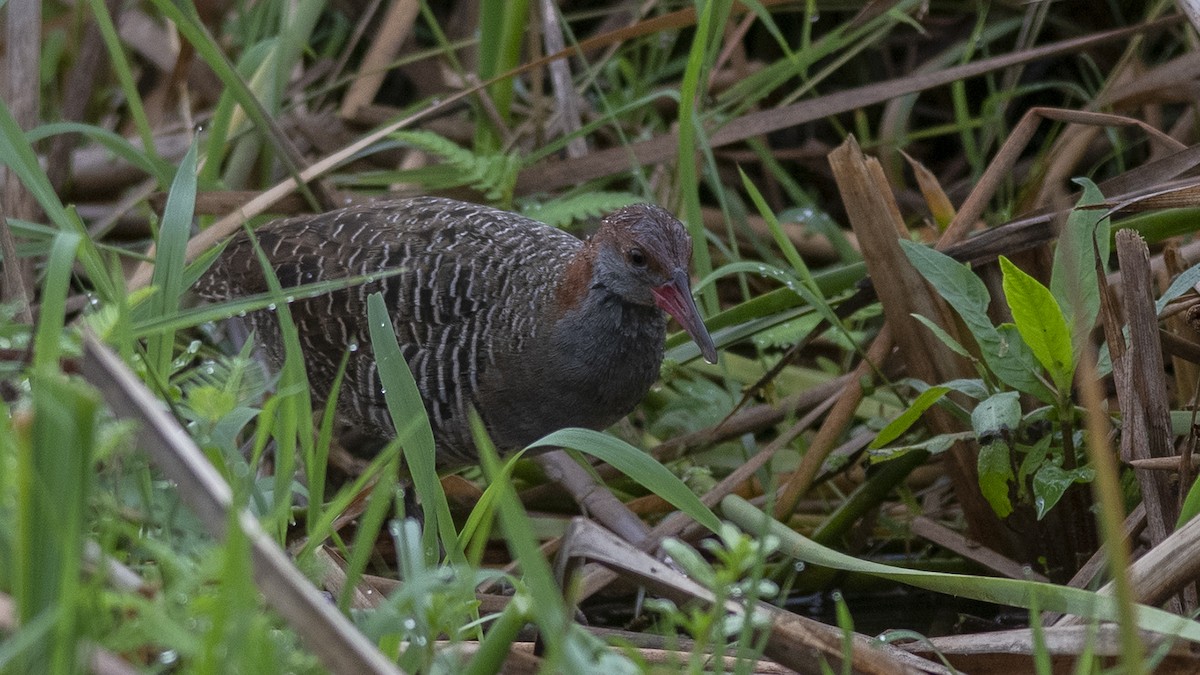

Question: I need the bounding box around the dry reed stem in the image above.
[338,0,420,120]
[516,18,1179,193]
[555,518,941,675]
[1114,231,1180,545]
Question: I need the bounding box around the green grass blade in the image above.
[724,495,1200,644]
[366,291,463,565]
[147,141,199,378]
[676,0,729,315]
[85,0,164,172]
[26,122,173,186]
[0,101,113,300]
[32,232,81,372]
[527,428,721,533]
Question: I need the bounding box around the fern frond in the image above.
[519,192,645,228]
[390,130,519,203]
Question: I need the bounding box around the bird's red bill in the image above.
[653,271,719,364]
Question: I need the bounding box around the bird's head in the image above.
[587,204,719,364]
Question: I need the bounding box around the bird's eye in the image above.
[628,247,647,267]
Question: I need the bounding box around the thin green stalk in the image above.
[677,0,730,315]
[84,0,164,175]
[1076,343,1144,671]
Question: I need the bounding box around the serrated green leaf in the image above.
[1000,256,1074,393]
[870,386,951,449]
[978,438,1014,517]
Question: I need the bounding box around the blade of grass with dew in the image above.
[147,141,198,379]
[242,227,317,540]
[143,0,321,210]
[309,348,351,534]
[737,171,856,345]
[472,412,573,671]
[338,454,399,613]
[676,0,729,316]
[26,122,173,185]
[32,231,80,372]
[366,291,464,565]
[527,428,721,533]
[458,450,526,566]
[666,260,866,352]
[723,495,1200,644]
[131,266,403,337]
[0,100,112,300]
[84,0,164,173]
[294,437,404,563]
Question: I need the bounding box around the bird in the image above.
[195,196,719,467]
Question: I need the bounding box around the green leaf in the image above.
[1000,256,1074,393]
[900,240,992,328]
[970,391,1021,439]
[977,439,1014,518]
[869,431,972,460]
[1050,178,1109,364]
[1017,435,1053,497]
[147,141,198,378]
[723,495,1200,645]
[1157,261,1200,316]
[901,240,1054,402]
[911,313,974,360]
[527,428,722,534]
[1177,471,1200,529]
[869,386,950,449]
[32,232,80,372]
[1032,464,1093,520]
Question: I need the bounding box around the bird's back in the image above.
[197,196,582,464]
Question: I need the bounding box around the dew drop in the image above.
[348,342,359,352]
[237,310,247,317]
[402,618,417,631]
[158,650,179,666]
[794,561,806,572]
[267,303,276,311]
